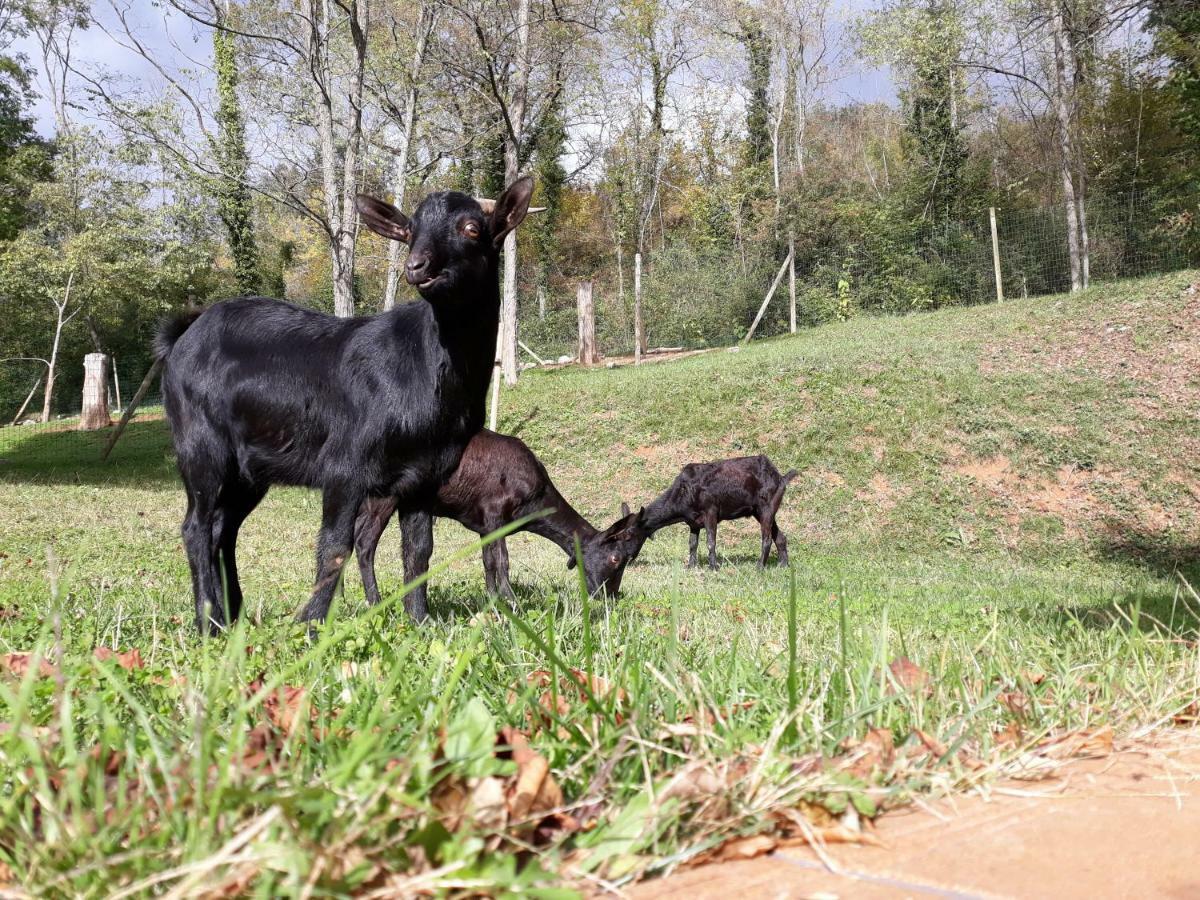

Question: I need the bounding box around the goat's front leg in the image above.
[400,509,434,622]
[297,486,362,625]
[354,496,397,607]
[491,537,514,602]
[704,510,719,570]
[687,527,700,568]
[481,539,515,601]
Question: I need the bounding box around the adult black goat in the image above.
[156,177,535,634]
[353,429,648,603]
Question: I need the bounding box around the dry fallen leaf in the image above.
[713,833,777,862]
[1038,725,1114,759]
[888,657,931,693]
[838,726,895,781]
[1,653,55,678]
[94,647,145,670]
[500,725,564,823]
[1174,700,1199,727]
[1000,691,1030,718]
[247,680,316,736]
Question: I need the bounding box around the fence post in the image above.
[787,230,797,334]
[989,207,1004,303]
[633,252,645,364]
[576,280,598,365]
[80,352,112,431]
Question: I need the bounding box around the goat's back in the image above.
[160,297,469,495]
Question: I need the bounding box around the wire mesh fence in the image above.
[833,191,1197,314]
[1,191,1196,460]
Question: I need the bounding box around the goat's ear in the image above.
[489,175,534,247]
[356,194,411,243]
[620,501,632,518]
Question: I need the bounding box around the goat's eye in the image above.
[462,221,481,239]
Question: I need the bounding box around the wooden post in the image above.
[112,357,122,411]
[742,249,794,346]
[787,230,797,333]
[11,376,43,426]
[633,252,645,364]
[989,207,1004,303]
[518,339,547,366]
[100,358,162,461]
[488,359,501,431]
[576,280,598,365]
[79,353,112,430]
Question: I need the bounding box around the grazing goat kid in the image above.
[354,430,648,601]
[157,178,535,634]
[637,455,797,570]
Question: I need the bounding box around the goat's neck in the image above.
[424,270,503,413]
[528,485,599,556]
[641,494,683,534]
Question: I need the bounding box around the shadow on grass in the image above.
[1096,529,1200,587]
[0,418,179,489]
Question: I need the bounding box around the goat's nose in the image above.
[405,252,431,283]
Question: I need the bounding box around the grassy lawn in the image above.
[1,272,1198,896]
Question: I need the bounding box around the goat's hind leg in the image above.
[757,514,773,570]
[180,464,226,636]
[772,521,789,567]
[297,485,363,626]
[400,509,434,622]
[704,510,719,570]
[213,479,267,626]
[354,497,397,607]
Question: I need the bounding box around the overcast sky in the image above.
[13,1,897,140]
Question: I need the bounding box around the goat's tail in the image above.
[769,468,799,518]
[153,308,204,361]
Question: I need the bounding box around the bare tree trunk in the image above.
[499,0,531,385]
[383,3,434,311]
[537,285,546,320]
[633,251,646,363]
[310,0,368,317]
[42,272,76,423]
[616,243,625,309]
[576,281,598,365]
[1052,0,1083,292]
[79,353,112,431]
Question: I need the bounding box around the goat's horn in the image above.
[528,206,548,214]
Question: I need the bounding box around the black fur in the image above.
[638,455,797,570]
[157,179,534,634]
[353,430,648,602]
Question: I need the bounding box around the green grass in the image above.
[2,273,1199,895]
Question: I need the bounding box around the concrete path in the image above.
[632,736,1200,899]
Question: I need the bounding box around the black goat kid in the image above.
[157,178,535,634]
[354,430,647,602]
[636,455,797,569]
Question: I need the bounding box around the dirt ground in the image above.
[632,732,1200,900]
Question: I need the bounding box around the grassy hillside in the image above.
[0,272,1197,895]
